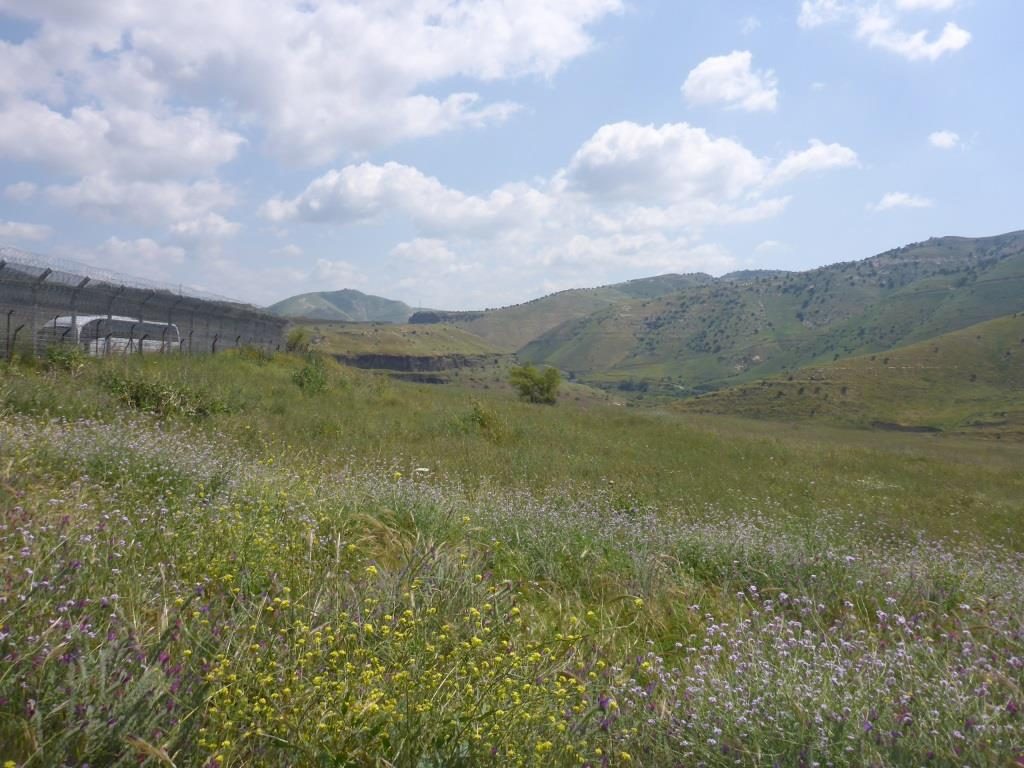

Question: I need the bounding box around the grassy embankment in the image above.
[2,351,1023,766]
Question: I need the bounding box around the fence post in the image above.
[30,268,53,358]
[167,296,184,353]
[10,324,25,361]
[70,276,90,348]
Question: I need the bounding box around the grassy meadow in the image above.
[2,350,1023,766]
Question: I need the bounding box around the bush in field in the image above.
[454,399,509,442]
[100,368,229,417]
[285,327,311,353]
[509,364,560,405]
[292,354,328,394]
[45,344,87,376]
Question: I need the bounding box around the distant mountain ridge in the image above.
[269,231,1024,403]
[269,289,413,323]
[517,231,1024,395]
[414,273,715,351]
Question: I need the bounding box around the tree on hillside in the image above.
[509,364,561,405]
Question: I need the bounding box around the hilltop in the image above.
[410,273,714,351]
[269,288,413,323]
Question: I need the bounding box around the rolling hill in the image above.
[269,289,413,323]
[410,273,714,351]
[673,313,1024,438]
[518,231,1024,395]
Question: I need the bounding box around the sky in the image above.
[0,1,1020,310]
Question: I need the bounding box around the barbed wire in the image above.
[0,244,244,305]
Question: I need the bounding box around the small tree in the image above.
[509,364,560,405]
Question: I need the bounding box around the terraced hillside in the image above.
[675,313,1024,439]
[519,231,1024,395]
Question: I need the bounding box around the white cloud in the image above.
[0,1,621,166]
[894,0,959,11]
[170,213,241,243]
[392,238,464,268]
[263,121,856,306]
[799,1,970,61]
[856,10,970,61]
[3,182,37,202]
[798,0,853,29]
[928,130,960,149]
[264,162,553,236]
[682,51,778,112]
[566,122,767,204]
[870,192,934,211]
[0,100,243,179]
[0,220,52,241]
[270,123,854,235]
[46,175,235,225]
[94,237,187,280]
[769,140,859,185]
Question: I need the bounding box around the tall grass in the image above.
[1,353,1022,766]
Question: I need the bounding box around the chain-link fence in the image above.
[0,246,287,360]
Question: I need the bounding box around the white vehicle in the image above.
[38,315,181,355]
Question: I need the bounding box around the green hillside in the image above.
[305,321,499,357]
[519,231,1024,395]
[269,288,413,323]
[674,313,1024,438]
[412,273,714,351]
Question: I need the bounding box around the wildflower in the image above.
[365,565,379,576]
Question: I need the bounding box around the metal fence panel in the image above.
[1,246,287,360]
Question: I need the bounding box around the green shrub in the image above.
[454,400,509,442]
[100,369,230,417]
[285,327,311,353]
[509,363,560,404]
[45,344,87,376]
[292,355,328,394]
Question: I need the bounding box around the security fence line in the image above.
[1,246,287,360]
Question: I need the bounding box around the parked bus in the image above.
[37,315,181,355]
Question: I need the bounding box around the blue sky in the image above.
[0,0,1019,309]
